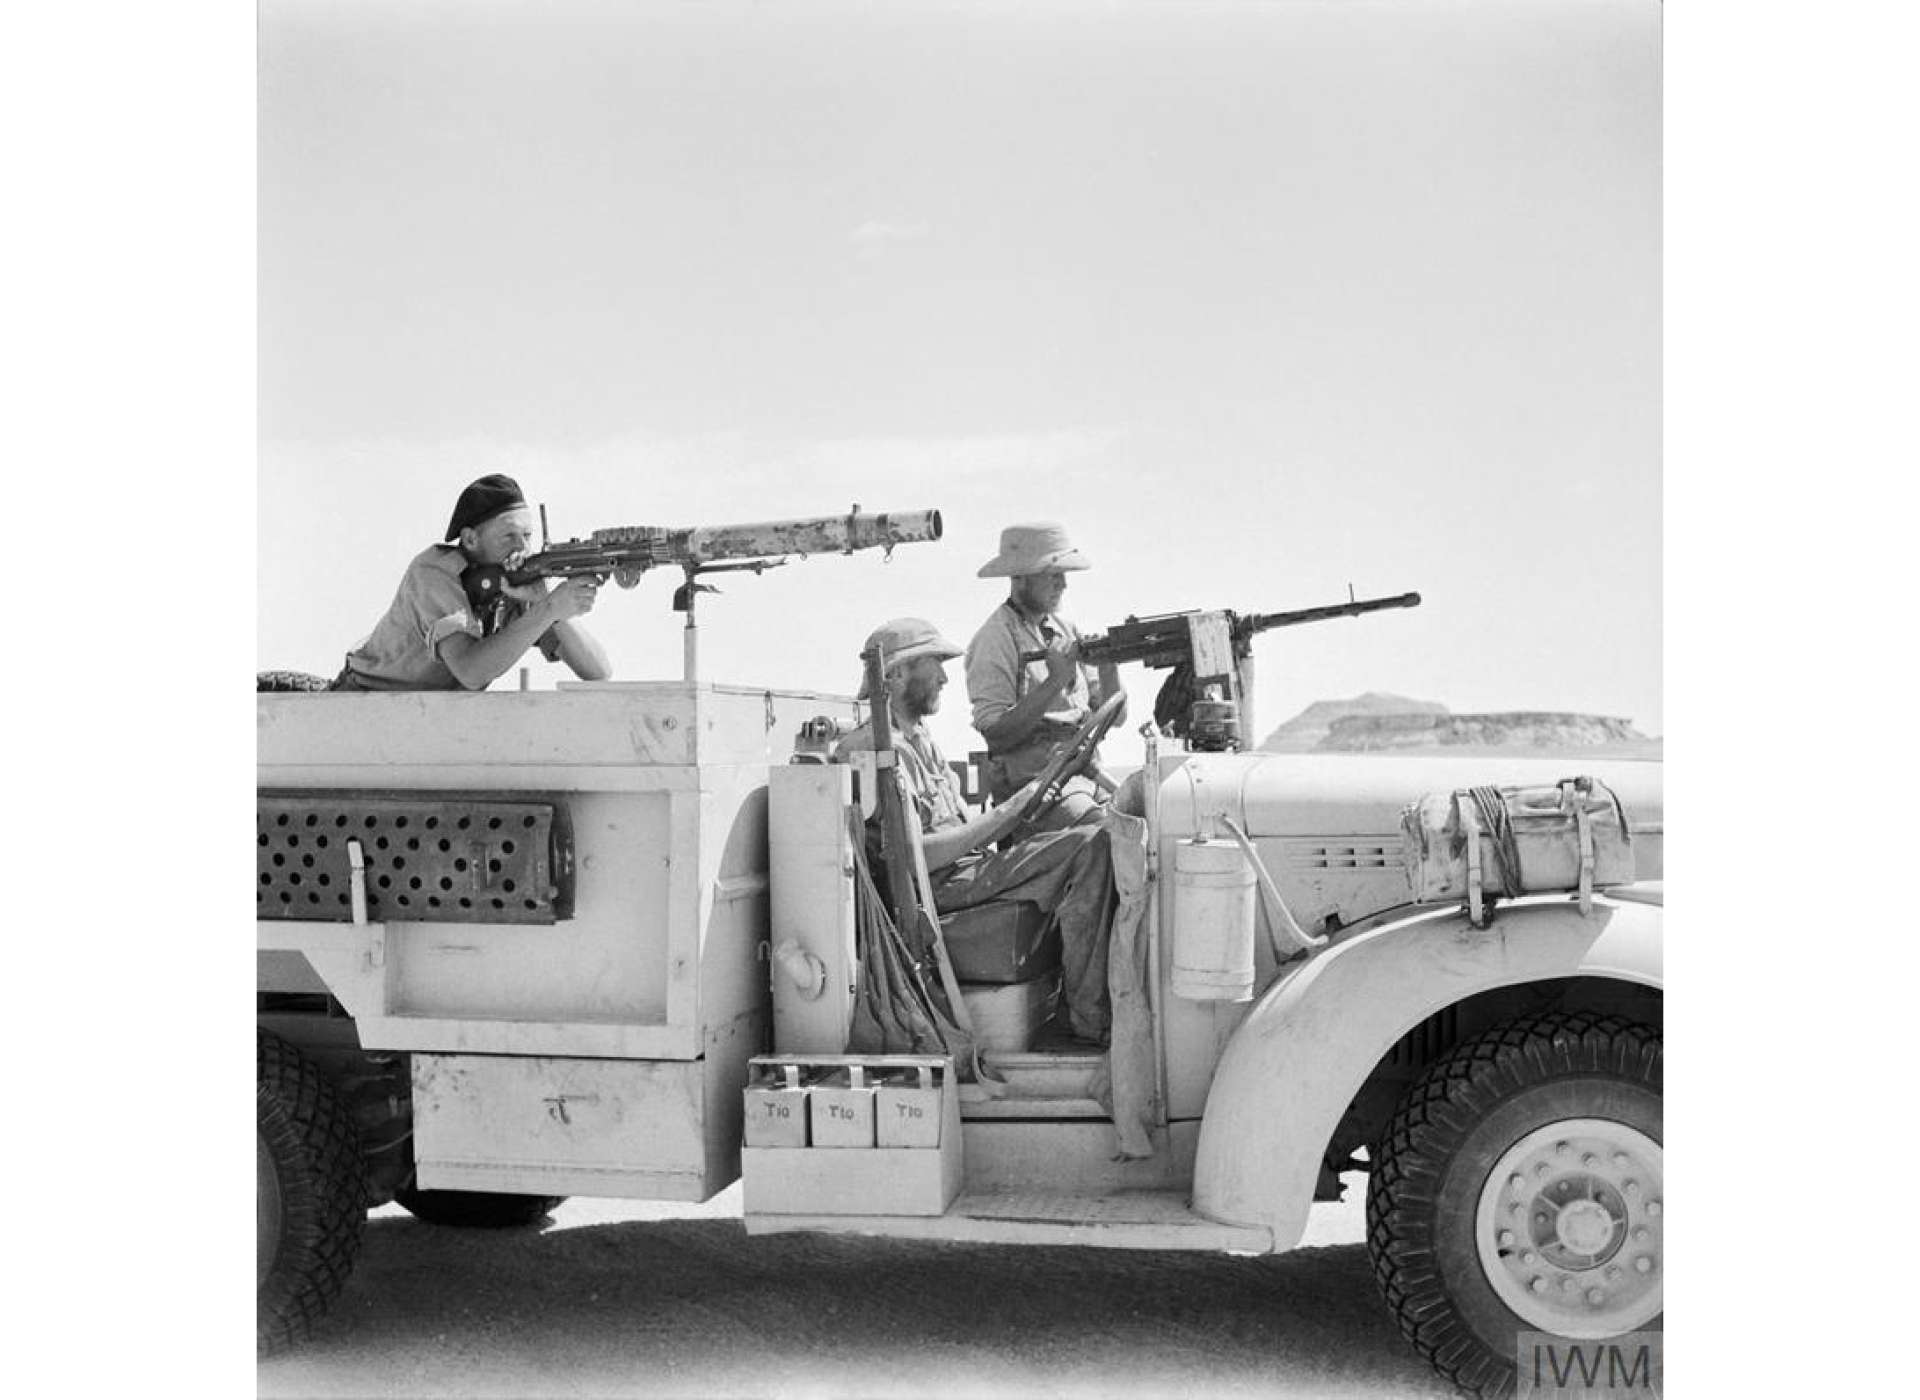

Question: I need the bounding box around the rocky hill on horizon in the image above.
[1261,693,1659,756]
[1260,692,1448,751]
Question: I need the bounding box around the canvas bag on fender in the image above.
[1402,776,1634,923]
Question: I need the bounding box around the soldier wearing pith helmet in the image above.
[834,615,1127,1047]
[964,523,1127,830]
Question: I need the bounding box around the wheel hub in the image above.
[1474,1118,1662,1338]
[1555,1197,1618,1257]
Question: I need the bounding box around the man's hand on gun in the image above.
[508,573,602,622]
[1042,634,1081,687]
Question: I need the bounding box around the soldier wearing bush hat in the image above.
[964,523,1127,828]
[331,475,611,692]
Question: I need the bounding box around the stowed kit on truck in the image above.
[257,507,1662,1398]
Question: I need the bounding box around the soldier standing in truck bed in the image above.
[331,474,612,692]
[964,523,1127,830]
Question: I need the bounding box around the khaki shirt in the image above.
[834,717,969,836]
[341,544,560,691]
[964,600,1094,741]
[964,601,1103,803]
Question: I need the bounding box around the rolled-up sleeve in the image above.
[965,614,1019,731]
[414,570,482,652]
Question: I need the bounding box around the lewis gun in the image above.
[463,505,943,680]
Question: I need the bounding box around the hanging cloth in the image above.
[846,811,969,1059]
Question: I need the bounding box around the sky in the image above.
[258,0,1660,769]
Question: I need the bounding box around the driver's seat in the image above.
[941,901,1062,1054]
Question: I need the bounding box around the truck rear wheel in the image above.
[258,1029,366,1355]
[394,1184,566,1228]
[1366,1011,1662,1398]
[257,670,333,692]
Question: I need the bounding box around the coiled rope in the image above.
[1468,785,1526,899]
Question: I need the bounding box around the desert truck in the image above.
[258,594,1661,1398]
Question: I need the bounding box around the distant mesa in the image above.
[1260,692,1447,751]
[1260,692,1658,755]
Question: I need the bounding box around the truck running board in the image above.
[743,1187,1274,1253]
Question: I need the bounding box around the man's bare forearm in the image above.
[919,791,1034,872]
[978,670,1072,749]
[438,606,557,690]
[550,619,612,681]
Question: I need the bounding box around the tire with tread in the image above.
[394,1183,565,1228]
[258,1028,366,1355]
[1366,1010,1662,1399]
[257,670,333,693]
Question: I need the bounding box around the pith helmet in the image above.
[856,617,964,699]
[976,522,1092,578]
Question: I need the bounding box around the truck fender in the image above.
[1189,894,1662,1251]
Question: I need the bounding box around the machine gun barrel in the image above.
[507,507,943,583]
[1238,590,1422,635]
[679,508,944,562]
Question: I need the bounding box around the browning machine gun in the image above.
[1024,589,1421,752]
[461,505,942,680]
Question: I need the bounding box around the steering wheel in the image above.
[1005,691,1127,832]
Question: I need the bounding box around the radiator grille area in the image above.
[1287,839,1402,871]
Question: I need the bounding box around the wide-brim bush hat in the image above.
[856,617,964,699]
[976,522,1092,578]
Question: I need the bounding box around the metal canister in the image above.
[1171,838,1257,1001]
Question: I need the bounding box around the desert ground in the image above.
[259,1174,1449,1399]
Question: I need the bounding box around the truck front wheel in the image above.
[258,1029,366,1355]
[1366,1011,1662,1398]
[394,1183,566,1228]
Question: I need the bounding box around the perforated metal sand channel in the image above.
[257,792,574,924]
